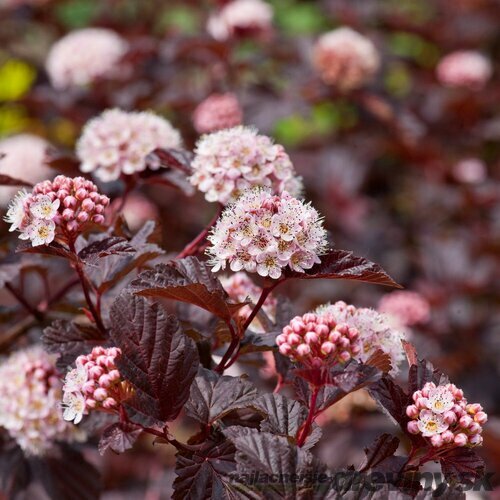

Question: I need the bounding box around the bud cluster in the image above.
[276,312,361,368]
[406,382,487,448]
[62,346,130,424]
[193,93,243,134]
[0,346,83,455]
[436,50,492,90]
[378,290,430,327]
[206,188,328,279]
[4,175,109,246]
[190,126,302,205]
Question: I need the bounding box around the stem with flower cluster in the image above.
[296,386,320,447]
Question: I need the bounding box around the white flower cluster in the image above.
[190,126,302,205]
[76,109,183,182]
[0,346,83,455]
[206,188,328,279]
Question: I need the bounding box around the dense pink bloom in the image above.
[77,109,182,182]
[62,346,131,424]
[0,134,53,206]
[276,311,362,368]
[207,0,273,41]
[406,382,486,448]
[453,158,487,184]
[0,346,83,455]
[190,126,302,205]
[378,291,430,327]
[206,188,328,279]
[436,51,492,90]
[193,93,243,134]
[316,301,406,374]
[313,27,380,90]
[46,28,128,89]
[221,271,277,331]
[4,175,110,246]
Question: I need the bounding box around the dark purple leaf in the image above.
[0,440,29,498]
[439,448,485,486]
[285,249,402,288]
[98,422,143,455]
[408,358,449,396]
[110,293,199,426]
[359,434,400,472]
[0,174,33,187]
[185,367,258,425]
[173,437,237,500]
[16,240,75,261]
[129,257,246,322]
[44,149,81,175]
[145,147,193,175]
[0,262,21,288]
[78,236,135,265]
[369,376,410,429]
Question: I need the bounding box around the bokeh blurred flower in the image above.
[313,27,380,90]
[0,346,83,455]
[436,51,492,90]
[378,290,430,327]
[192,93,243,134]
[0,134,53,207]
[76,109,182,182]
[207,0,273,41]
[453,158,487,184]
[46,28,128,89]
[190,126,302,205]
[122,193,159,231]
[206,188,327,278]
[4,175,110,246]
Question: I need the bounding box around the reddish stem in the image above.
[296,386,320,447]
[5,282,44,322]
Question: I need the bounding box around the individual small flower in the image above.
[220,271,277,331]
[276,311,362,368]
[76,109,182,182]
[193,93,243,134]
[316,301,406,374]
[190,126,302,205]
[207,0,273,42]
[453,158,487,184]
[45,28,128,89]
[312,27,380,91]
[406,382,487,448]
[377,290,430,327]
[0,134,53,207]
[4,175,110,246]
[0,346,83,455]
[436,51,492,90]
[62,346,131,424]
[206,188,327,279]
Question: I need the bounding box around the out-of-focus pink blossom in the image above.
[190,126,302,205]
[77,109,182,182]
[206,188,328,279]
[46,28,128,89]
[0,134,53,207]
[453,158,487,184]
[121,193,159,231]
[193,93,243,134]
[436,51,492,90]
[207,0,273,41]
[313,27,380,90]
[0,346,84,455]
[378,290,430,327]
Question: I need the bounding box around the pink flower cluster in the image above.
[276,312,361,368]
[0,134,53,206]
[207,0,273,41]
[0,346,83,455]
[62,346,130,424]
[406,382,487,448]
[313,27,380,91]
[46,28,128,89]
[378,291,430,327]
[221,272,277,331]
[316,301,406,374]
[190,126,302,205]
[192,93,243,134]
[206,188,328,279]
[77,109,183,182]
[436,51,492,90]
[4,175,109,246]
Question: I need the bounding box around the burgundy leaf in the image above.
[110,294,199,426]
[359,433,400,472]
[145,147,193,175]
[369,376,410,429]
[408,358,449,397]
[98,422,143,455]
[0,174,33,187]
[185,367,258,425]
[402,340,418,367]
[439,447,485,485]
[0,441,29,498]
[0,262,22,288]
[78,236,135,265]
[129,257,245,322]
[44,149,82,175]
[285,249,401,288]
[16,240,75,261]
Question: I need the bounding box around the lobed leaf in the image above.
[78,236,135,265]
[439,448,485,486]
[359,433,400,472]
[98,422,143,455]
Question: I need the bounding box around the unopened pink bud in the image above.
[454,433,468,446]
[77,211,89,223]
[279,344,292,356]
[93,388,108,401]
[328,331,340,343]
[92,214,105,224]
[303,313,316,323]
[351,344,361,355]
[62,208,75,221]
[430,435,443,448]
[103,397,117,409]
[99,374,112,388]
[468,422,481,434]
[474,411,488,424]
[287,333,301,346]
[82,199,95,211]
[86,398,97,409]
[348,327,359,340]
[468,434,483,446]
[305,331,319,344]
[75,188,88,200]
[89,366,104,378]
[108,369,120,381]
[321,341,335,355]
[82,381,96,394]
[339,351,351,362]
[407,421,420,434]
[338,337,350,348]
[406,405,419,418]
[314,324,329,337]
[66,220,79,232]
[416,397,428,410]
[412,390,422,402]
[467,403,482,414]
[336,324,349,335]
[296,344,311,357]
[64,196,77,208]
[442,430,454,443]
[276,334,287,346]
[459,415,473,428]
[443,411,457,425]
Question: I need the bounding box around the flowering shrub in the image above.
[0,1,496,498]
